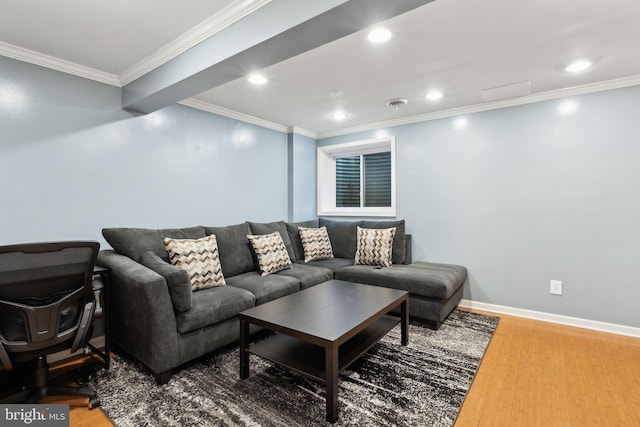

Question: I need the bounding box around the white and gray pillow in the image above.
[354,226,396,267]
[164,235,226,290]
[247,231,293,276]
[299,226,334,262]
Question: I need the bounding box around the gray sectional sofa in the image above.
[98,218,467,383]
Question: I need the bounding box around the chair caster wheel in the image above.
[88,397,100,409]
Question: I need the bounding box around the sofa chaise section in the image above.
[291,218,465,328]
[334,261,467,329]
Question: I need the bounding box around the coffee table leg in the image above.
[401,298,409,346]
[325,344,339,423]
[239,317,249,379]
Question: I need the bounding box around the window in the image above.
[336,156,361,207]
[317,136,396,217]
[335,152,392,208]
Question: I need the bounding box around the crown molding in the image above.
[287,126,318,139]
[317,74,640,139]
[180,99,320,137]
[459,299,640,339]
[0,0,272,88]
[119,0,272,86]
[179,98,288,133]
[0,41,120,87]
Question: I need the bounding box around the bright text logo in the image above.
[1,405,69,426]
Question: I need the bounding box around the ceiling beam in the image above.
[122,0,435,114]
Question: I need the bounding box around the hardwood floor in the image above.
[47,310,639,427]
[42,357,113,427]
[456,309,640,427]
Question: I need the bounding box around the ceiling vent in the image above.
[386,98,408,110]
[481,81,531,102]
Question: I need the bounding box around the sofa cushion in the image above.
[286,219,319,261]
[318,218,363,259]
[204,223,254,278]
[175,285,255,334]
[354,226,396,268]
[140,252,193,313]
[247,232,293,276]
[226,272,300,305]
[361,220,406,265]
[103,226,206,262]
[248,221,295,261]
[335,261,467,300]
[276,264,333,290]
[298,257,355,272]
[299,226,334,262]
[164,235,226,290]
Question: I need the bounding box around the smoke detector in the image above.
[386,98,408,110]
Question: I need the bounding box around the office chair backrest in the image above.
[0,241,100,370]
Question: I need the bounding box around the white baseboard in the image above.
[459,299,640,339]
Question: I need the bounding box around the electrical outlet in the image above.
[550,280,562,295]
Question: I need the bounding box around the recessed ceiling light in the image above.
[564,60,592,73]
[331,111,348,120]
[424,91,443,101]
[248,73,267,84]
[367,28,392,43]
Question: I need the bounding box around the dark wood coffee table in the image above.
[239,279,408,423]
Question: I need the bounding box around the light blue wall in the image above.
[287,132,317,222]
[0,56,289,247]
[319,86,640,328]
[3,55,639,328]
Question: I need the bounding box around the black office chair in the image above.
[0,241,101,409]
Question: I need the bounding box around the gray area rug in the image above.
[92,310,498,426]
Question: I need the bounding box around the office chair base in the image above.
[0,357,100,409]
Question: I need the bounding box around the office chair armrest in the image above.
[92,278,104,318]
[0,344,12,371]
[71,301,94,353]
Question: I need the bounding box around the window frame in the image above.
[317,136,396,217]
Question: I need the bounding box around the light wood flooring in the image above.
[456,309,640,426]
[43,310,639,427]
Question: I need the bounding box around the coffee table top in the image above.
[239,280,407,344]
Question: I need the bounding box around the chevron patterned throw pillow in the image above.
[247,231,293,277]
[354,226,396,267]
[164,235,226,290]
[298,226,334,262]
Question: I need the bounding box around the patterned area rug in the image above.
[92,310,498,426]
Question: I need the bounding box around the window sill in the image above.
[318,208,397,217]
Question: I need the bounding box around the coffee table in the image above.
[239,279,408,423]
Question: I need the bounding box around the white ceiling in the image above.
[2,0,640,137]
[0,0,237,76]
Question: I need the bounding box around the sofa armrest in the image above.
[97,250,179,376]
[140,252,192,313]
[404,234,412,265]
